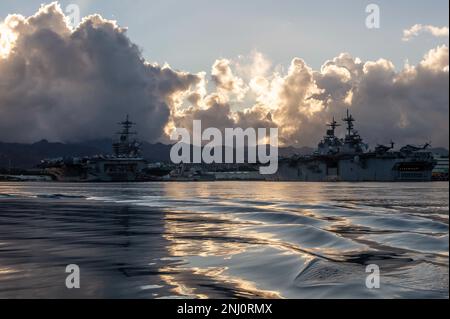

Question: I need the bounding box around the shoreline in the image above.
[1,179,448,183]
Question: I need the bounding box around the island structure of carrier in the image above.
[40,115,149,182]
[275,110,436,181]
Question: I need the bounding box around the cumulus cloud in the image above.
[0,3,448,148]
[211,58,248,102]
[402,24,449,41]
[169,47,449,148]
[0,2,200,142]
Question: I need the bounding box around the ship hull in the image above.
[45,158,150,182]
[276,155,435,182]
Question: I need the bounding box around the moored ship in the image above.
[40,116,149,182]
[276,110,436,182]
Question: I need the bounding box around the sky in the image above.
[0,1,448,147]
[1,0,448,72]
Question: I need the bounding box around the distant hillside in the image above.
[279,145,314,157]
[429,147,449,156]
[0,140,103,169]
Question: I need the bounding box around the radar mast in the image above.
[113,115,141,157]
[326,117,340,137]
[342,109,355,137]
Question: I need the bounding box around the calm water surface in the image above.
[0,182,448,298]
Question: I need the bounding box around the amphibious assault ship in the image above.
[40,116,149,182]
[276,110,436,181]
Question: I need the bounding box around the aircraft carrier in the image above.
[40,116,149,182]
[275,110,436,182]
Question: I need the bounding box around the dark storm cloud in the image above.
[0,3,200,142]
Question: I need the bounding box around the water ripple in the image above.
[0,181,448,298]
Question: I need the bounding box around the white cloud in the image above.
[402,24,449,41]
[169,47,449,148]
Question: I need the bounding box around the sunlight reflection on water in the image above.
[0,182,448,298]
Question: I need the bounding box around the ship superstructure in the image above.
[40,115,148,182]
[276,110,436,181]
[113,115,141,158]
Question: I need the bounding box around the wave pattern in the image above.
[0,182,448,298]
